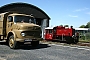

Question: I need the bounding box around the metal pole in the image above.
[62,34,63,41]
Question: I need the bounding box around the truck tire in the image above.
[31,41,39,47]
[9,35,18,49]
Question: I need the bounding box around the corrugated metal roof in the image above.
[0,2,50,19]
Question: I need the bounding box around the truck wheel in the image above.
[9,35,18,49]
[31,41,39,47]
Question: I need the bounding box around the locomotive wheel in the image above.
[66,37,72,44]
[66,40,72,44]
[73,39,78,44]
[9,35,18,49]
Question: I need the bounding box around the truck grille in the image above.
[24,31,41,37]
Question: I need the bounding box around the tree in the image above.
[59,25,63,26]
[64,25,69,27]
[79,25,86,28]
[85,22,90,28]
[79,21,90,28]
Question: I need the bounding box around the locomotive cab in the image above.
[45,27,53,40]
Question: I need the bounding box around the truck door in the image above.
[7,16,13,33]
[0,15,3,35]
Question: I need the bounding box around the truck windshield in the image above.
[14,15,36,24]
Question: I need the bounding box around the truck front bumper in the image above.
[16,38,43,42]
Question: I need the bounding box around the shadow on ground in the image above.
[52,40,67,43]
[0,41,50,50]
[0,41,7,45]
[16,44,50,50]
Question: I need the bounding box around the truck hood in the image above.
[13,23,41,30]
[16,23,40,27]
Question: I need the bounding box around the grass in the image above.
[79,39,90,43]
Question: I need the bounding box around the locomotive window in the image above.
[45,29,52,33]
[49,29,52,33]
[46,30,48,33]
[53,27,56,33]
[53,29,56,33]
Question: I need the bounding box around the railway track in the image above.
[41,40,90,47]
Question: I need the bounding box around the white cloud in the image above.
[74,7,89,12]
[69,15,78,18]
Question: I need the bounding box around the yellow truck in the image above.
[0,12,42,49]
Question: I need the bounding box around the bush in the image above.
[79,32,90,40]
[80,35,85,40]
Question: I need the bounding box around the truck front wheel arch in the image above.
[7,32,16,40]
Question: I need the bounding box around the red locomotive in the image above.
[44,26,79,44]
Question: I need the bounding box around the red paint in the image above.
[44,26,77,41]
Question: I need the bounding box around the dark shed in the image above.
[0,3,50,19]
[0,2,50,38]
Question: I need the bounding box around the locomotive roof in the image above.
[45,26,70,29]
[45,27,53,29]
[45,27,89,31]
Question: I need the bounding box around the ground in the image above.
[0,41,90,60]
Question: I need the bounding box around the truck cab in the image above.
[0,12,42,49]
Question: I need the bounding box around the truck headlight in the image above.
[21,33,25,36]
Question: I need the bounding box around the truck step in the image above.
[0,35,5,40]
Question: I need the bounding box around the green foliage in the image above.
[80,35,85,40]
[86,22,90,28]
[79,25,85,28]
[79,40,90,43]
[64,25,69,27]
[79,32,90,41]
[79,21,90,28]
[59,25,63,26]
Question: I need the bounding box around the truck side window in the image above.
[8,16,13,22]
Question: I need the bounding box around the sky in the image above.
[0,0,90,28]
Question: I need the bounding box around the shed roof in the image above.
[0,2,50,19]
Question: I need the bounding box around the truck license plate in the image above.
[25,39,32,42]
